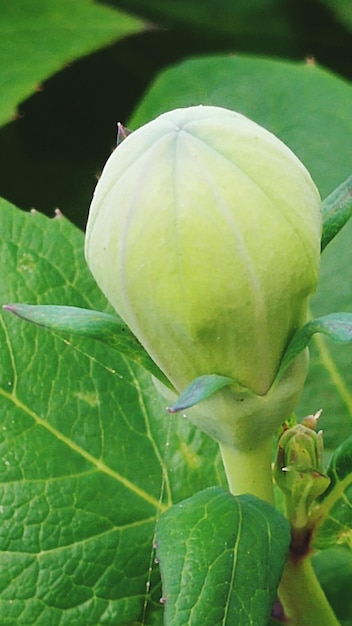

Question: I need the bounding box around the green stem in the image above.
[278,553,340,626]
[219,437,340,625]
[219,438,274,504]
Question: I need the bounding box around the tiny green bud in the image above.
[85,106,321,450]
[274,416,330,530]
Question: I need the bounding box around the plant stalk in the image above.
[219,438,275,504]
[219,436,340,625]
[278,552,340,626]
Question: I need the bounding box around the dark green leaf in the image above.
[3,303,172,389]
[322,175,352,250]
[318,0,352,33]
[279,313,352,380]
[0,0,144,127]
[167,374,233,413]
[312,435,352,551]
[155,487,290,626]
[313,547,352,626]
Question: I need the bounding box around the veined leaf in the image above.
[156,487,290,626]
[0,198,225,625]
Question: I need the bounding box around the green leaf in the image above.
[129,53,352,453]
[0,0,144,127]
[313,547,352,626]
[279,313,352,380]
[312,435,352,551]
[3,303,172,389]
[318,0,352,33]
[322,175,352,250]
[0,198,226,625]
[167,375,233,413]
[155,486,290,626]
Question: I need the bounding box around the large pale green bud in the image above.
[85,105,321,449]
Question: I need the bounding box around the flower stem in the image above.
[219,438,275,504]
[219,437,340,625]
[278,552,340,626]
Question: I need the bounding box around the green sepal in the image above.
[278,313,352,381]
[116,122,132,146]
[167,374,234,413]
[322,174,352,251]
[3,303,173,389]
[274,424,330,531]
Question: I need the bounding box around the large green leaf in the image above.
[129,54,352,454]
[0,0,143,127]
[156,487,290,626]
[0,198,225,625]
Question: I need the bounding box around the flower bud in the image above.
[85,105,321,449]
[274,419,330,530]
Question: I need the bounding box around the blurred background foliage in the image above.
[2,4,352,622]
[1,0,352,230]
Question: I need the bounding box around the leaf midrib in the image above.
[0,386,165,512]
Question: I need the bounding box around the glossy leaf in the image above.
[155,487,290,626]
[3,303,172,389]
[0,0,144,127]
[0,198,226,625]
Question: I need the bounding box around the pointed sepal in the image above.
[3,303,172,388]
[322,174,352,251]
[167,374,233,413]
[278,313,352,381]
[116,122,132,146]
